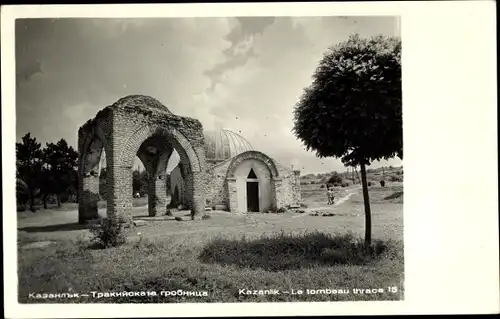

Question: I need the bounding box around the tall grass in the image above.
[199,231,394,271]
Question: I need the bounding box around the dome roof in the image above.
[204,129,253,162]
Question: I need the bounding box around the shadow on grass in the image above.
[199,231,391,271]
[18,222,90,233]
[384,191,403,200]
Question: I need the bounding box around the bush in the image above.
[368,181,372,186]
[202,214,211,220]
[300,203,308,208]
[88,217,126,248]
[380,180,386,187]
[164,210,173,216]
[320,184,325,189]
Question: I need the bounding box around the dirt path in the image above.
[291,186,361,218]
[333,186,361,206]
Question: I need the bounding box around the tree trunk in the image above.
[360,162,372,247]
[43,193,48,209]
[56,194,61,208]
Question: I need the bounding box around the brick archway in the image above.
[77,95,206,224]
[119,123,202,216]
[119,124,201,173]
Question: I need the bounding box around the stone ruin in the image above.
[77,95,206,224]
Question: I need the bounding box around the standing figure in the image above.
[327,186,333,205]
[329,186,335,205]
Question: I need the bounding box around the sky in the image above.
[16,16,402,175]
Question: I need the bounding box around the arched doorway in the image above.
[226,151,280,213]
[78,121,108,224]
[246,168,260,212]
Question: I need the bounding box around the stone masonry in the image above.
[77,95,206,224]
[198,150,301,212]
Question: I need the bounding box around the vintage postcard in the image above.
[2,1,498,317]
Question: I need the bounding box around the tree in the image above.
[43,139,78,207]
[38,162,55,209]
[292,34,402,246]
[327,172,343,186]
[16,133,44,212]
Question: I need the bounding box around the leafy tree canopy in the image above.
[293,34,402,167]
[16,133,44,185]
[43,138,78,195]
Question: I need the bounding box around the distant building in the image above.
[170,128,301,212]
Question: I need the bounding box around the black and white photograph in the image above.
[14,13,404,304]
[2,2,498,317]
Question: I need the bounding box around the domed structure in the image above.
[203,128,253,164]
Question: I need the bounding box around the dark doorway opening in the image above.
[246,181,259,212]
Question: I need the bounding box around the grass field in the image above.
[17,182,404,303]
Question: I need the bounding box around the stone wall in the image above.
[204,159,232,208]
[273,161,301,208]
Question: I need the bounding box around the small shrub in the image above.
[341,182,349,187]
[276,207,286,214]
[300,203,308,208]
[202,214,211,220]
[164,210,173,216]
[389,175,402,182]
[368,181,372,186]
[175,216,183,222]
[380,180,386,187]
[320,184,325,189]
[88,217,126,248]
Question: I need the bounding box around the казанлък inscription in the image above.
[15,16,403,303]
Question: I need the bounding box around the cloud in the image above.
[15,16,402,175]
